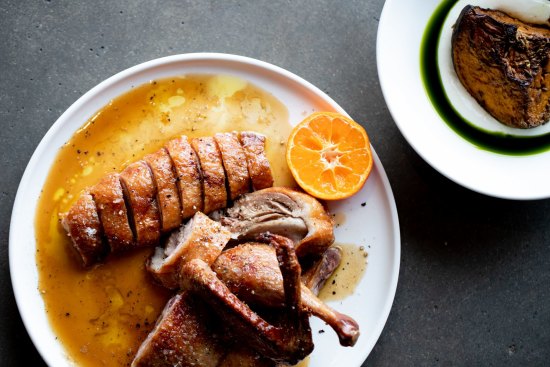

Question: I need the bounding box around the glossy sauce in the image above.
[35,75,294,367]
[293,356,310,367]
[318,243,368,302]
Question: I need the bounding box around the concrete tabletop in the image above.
[2,1,549,366]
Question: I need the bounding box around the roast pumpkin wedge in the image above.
[452,5,550,128]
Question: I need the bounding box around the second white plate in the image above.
[378,0,550,200]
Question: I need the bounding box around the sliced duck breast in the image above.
[191,136,228,213]
[90,172,134,252]
[143,148,182,232]
[239,132,274,190]
[61,131,276,266]
[119,160,161,247]
[165,136,203,219]
[214,132,251,201]
[60,192,107,267]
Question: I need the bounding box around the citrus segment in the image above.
[286,112,373,200]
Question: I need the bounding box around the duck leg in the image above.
[180,234,313,365]
[212,236,359,347]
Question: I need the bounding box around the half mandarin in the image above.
[286,112,373,200]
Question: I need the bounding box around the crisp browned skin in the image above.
[131,291,225,367]
[119,161,161,247]
[191,136,227,213]
[181,259,285,358]
[220,187,335,258]
[452,5,550,128]
[165,136,203,219]
[62,131,273,266]
[218,349,276,367]
[144,148,182,232]
[60,192,107,267]
[301,246,342,296]
[239,132,274,190]
[180,235,313,365]
[148,212,231,289]
[213,242,281,303]
[212,241,359,347]
[90,172,134,252]
[214,132,251,200]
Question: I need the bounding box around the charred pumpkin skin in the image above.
[452,5,550,129]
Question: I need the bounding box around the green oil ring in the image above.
[420,0,550,155]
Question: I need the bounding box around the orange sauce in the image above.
[35,74,294,366]
[293,355,310,367]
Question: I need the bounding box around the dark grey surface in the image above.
[1,0,549,366]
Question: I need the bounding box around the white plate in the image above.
[10,53,400,366]
[377,0,550,200]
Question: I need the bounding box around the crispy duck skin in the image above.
[212,241,359,347]
[143,148,182,232]
[214,132,251,201]
[452,6,550,128]
[190,137,228,213]
[119,161,161,247]
[60,192,107,267]
[180,234,313,365]
[218,349,277,367]
[239,132,274,190]
[61,131,274,266]
[182,259,284,358]
[148,211,231,289]
[165,135,203,219]
[220,187,335,258]
[90,172,134,252]
[131,291,225,367]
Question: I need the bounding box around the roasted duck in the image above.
[179,234,314,365]
[134,235,317,366]
[148,211,231,289]
[131,291,226,367]
[61,129,360,366]
[61,131,272,267]
[214,132,252,201]
[212,240,359,346]
[218,187,335,258]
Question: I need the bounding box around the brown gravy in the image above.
[35,74,294,366]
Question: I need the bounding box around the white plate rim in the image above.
[377,0,550,200]
[10,53,400,366]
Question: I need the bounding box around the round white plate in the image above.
[377,0,550,200]
[10,53,400,366]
